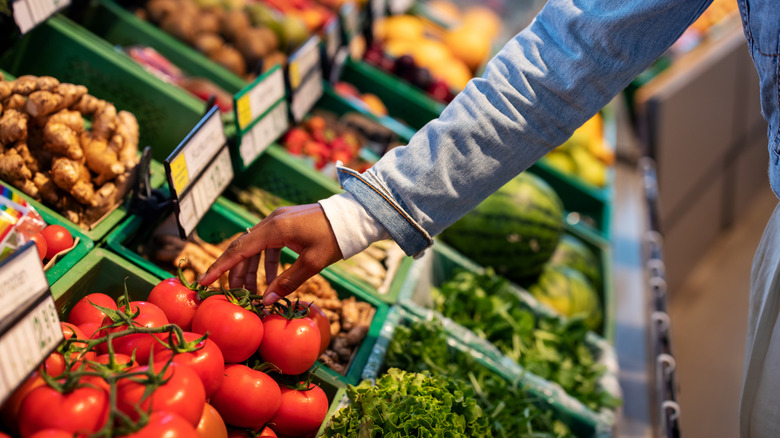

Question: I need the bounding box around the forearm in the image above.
[337,0,712,256]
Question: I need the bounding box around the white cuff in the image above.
[319,192,391,260]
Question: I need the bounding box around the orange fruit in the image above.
[444,26,492,71]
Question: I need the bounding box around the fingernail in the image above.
[263,292,279,305]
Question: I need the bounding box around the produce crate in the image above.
[356,305,616,437]
[48,247,348,436]
[105,199,389,386]
[0,182,94,286]
[0,15,203,241]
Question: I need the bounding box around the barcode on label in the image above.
[176,146,233,236]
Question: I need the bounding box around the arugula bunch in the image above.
[384,319,574,438]
[322,368,492,437]
[433,269,621,411]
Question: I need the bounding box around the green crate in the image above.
[76,0,248,94]
[0,15,207,165]
[0,182,94,286]
[105,200,389,386]
[358,305,615,437]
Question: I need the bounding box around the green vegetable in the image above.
[322,368,492,437]
[433,269,621,411]
[231,186,293,218]
[384,319,574,438]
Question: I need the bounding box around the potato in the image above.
[211,45,246,76]
[194,33,224,57]
[195,10,222,35]
[160,12,197,43]
[220,9,250,42]
[236,27,271,67]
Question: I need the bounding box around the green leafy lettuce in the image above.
[433,269,621,411]
[322,368,492,437]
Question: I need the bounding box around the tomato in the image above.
[195,403,227,438]
[116,362,206,427]
[191,296,263,363]
[99,301,169,364]
[148,278,201,331]
[92,353,137,370]
[28,430,74,438]
[41,352,66,378]
[258,427,278,437]
[67,293,117,326]
[43,323,95,377]
[118,411,197,438]
[41,225,73,260]
[18,384,108,437]
[209,364,280,430]
[268,383,328,437]
[258,315,320,375]
[295,301,331,355]
[0,373,45,435]
[154,331,224,398]
[30,233,47,261]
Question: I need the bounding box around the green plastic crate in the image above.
[358,305,615,437]
[105,200,389,386]
[0,16,203,241]
[0,15,207,165]
[0,182,94,286]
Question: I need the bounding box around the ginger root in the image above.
[50,156,96,207]
[43,121,82,160]
[0,109,28,144]
[115,110,140,169]
[0,147,32,183]
[91,102,117,141]
[83,132,123,186]
[3,94,26,111]
[33,171,60,205]
[47,109,84,133]
[11,76,38,96]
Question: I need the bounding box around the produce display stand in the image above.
[0,15,204,242]
[105,199,389,387]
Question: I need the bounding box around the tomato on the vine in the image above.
[27,430,74,438]
[67,293,117,326]
[295,301,331,355]
[116,362,206,427]
[154,332,225,398]
[209,364,280,430]
[117,411,198,438]
[195,403,227,438]
[191,296,263,363]
[92,353,137,370]
[98,300,169,364]
[0,373,45,435]
[148,278,201,331]
[41,225,73,260]
[258,314,320,375]
[268,383,329,437]
[18,384,108,437]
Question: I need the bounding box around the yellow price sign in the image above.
[289,61,301,90]
[169,153,189,193]
[236,94,252,130]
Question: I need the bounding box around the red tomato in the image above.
[41,353,66,378]
[30,233,47,261]
[18,384,108,437]
[209,364,280,430]
[191,296,263,363]
[116,362,206,427]
[67,293,117,326]
[148,278,201,331]
[195,403,227,438]
[28,429,75,438]
[118,411,198,438]
[0,432,10,438]
[154,332,225,398]
[99,301,169,364]
[258,315,320,375]
[295,301,331,355]
[41,225,73,260]
[0,373,45,435]
[268,383,328,437]
[60,322,95,361]
[258,427,278,437]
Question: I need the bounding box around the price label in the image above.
[0,243,62,406]
[235,66,286,131]
[324,15,342,66]
[339,2,361,43]
[239,101,289,168]
[12,0,70,34]
[166,107,233,238]
[175,146,233,237]
[288,36,323,124]
[388,0,413,14]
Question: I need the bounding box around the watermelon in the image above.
[528,264,602,331]
[549,234,601,289]
[440,172,565,282]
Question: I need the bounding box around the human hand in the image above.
[197,204,343,305]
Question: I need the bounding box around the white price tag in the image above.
[235,67,286,131]
[288,36,322,92]
[324,16,342,64]
[0,295,62,403]
[239,101,289,168]
[12,0,70,34]
[167,108,226,195]
[291,74,323,124]
[176,146,234,236]
[0,244,50,324]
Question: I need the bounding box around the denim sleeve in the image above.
[337,0,713,256]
